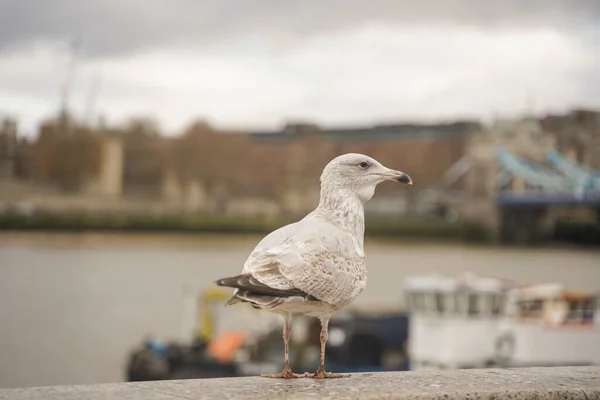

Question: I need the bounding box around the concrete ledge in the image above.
[0,367,599,400]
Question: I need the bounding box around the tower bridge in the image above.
[494,148,600,244]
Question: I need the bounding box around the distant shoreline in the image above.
[0,211,491,242]
[1,212,599,250]
[3,231,599,256]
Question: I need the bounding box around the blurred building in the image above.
[244,121,479,218]
[540,109,600,169]
[0,118,19,179]
[4,109,598,225]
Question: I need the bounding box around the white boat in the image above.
[404,272,515,370]
[495,283,600,367]
[404,273,600,370]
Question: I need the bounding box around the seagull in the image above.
[215,153,412,379]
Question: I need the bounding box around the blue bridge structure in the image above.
[495,148,600,207]
[494,148,600,245]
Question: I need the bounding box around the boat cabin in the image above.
[404,273,511,318]
[505,284,600,327]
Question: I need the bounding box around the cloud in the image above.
[3,22,598,136]
[1,0,599,57]
[0,1,599,136]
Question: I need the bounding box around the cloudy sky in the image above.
[1,0,599,136]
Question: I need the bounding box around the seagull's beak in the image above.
[380,169,413,185]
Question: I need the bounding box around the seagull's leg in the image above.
[261,314,307,379]
[312,317,351,379]
[281,314,296,375]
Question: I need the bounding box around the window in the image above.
[582,299,595,322]
[517,299,544,319]
[530,300,544,318]
[412,292,425,312]
[567,300,582,321]
[435,293,445,314]
[468,294,479,316]
[568,297,598,323]
[492,294,504,315]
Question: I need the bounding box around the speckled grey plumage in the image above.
[216,153,411,318]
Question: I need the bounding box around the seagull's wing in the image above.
[216,218,366,307]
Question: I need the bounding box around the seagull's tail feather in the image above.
[215,273,317,309]
[214,273,314,299]
[225,295,241,307]
[214,276,241,288]
[214,277,242,306]
[235,290,284,310]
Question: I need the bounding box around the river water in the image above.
[0,232,598,388]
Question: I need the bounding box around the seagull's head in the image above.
[320,153,412,203]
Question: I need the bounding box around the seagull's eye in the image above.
[359,161,369,168]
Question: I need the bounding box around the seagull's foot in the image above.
[311,369,351,379]
[261,369,308,379]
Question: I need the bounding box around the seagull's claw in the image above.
[311,371,351,379]
[261,370,309,379]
